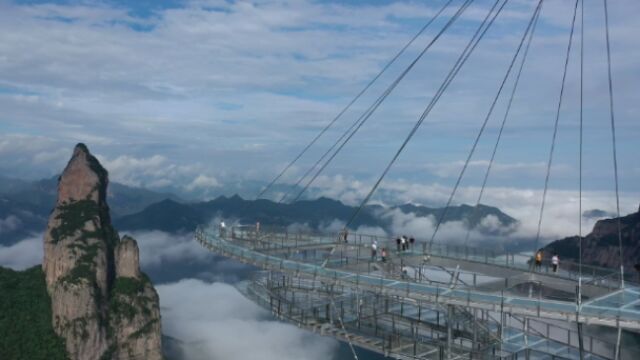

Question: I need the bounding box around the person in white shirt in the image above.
[219,221,226,238]
[371,241,378,261]
[551,254,559,273]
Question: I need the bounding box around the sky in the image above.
[0,0,639,212]
[2,2,639,358]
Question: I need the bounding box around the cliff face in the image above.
[42,144,162,360]
[543,205,640,272]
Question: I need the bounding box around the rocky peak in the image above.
[42,143,161,360]
[57,143,108,206]
[115,236,141,279]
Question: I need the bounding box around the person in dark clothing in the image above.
[409,237,415,250]
[396,237,401,252]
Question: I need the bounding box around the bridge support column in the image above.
[472,308,478,351]
[614,324,622,360]
[577,322,584,360]
[447,305,453,360]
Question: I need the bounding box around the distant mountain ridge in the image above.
[0,175,181,245]
[1,175,519,244]
[114,194,518,238]
[0,175,182,217]
[543,204,640,273]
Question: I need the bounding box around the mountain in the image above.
[543,204,640,273]
[116,195,379,233]
[115,194,518,237]
[0,175,181,246]
[393,203,517,232]
[0,176,33,194]
[2,143,163,360]
[582,209,616,220]
[0,266,68,359]
[0,175,181,218]
[0,196,49,245]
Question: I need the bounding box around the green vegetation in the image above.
[112,276,146,296]
[60,242,102,286]
[129,319,158,339]
[50,200,101,244]
[109,276,153,322]
[0,266,69,360]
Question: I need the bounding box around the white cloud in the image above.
[185,174,220,191]
[291,175,638,244]
[421,160,570,179]
[0,215,22,234]
[157,279,338,360]
[0,0,636,193]
[124,231,211,268]
[95,154,222,195]
[0,234,43,270]
[97,154,169,187]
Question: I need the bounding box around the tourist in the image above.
[396,237,401,252]
[401,235,407,251]
[342,229,349,243]
[409,237,415,250]
[534,250,543,271]
[381,248,387,262]
[219,221,226,238]
[371,241,378,261]
[552,254,559,273]
[402,265,409,279]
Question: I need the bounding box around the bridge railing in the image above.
[212,224,632,288]
[195,227,640,330]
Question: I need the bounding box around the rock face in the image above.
[42,144,162,360]
[544,204,640,273]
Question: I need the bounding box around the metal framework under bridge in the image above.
[195,225,640,360]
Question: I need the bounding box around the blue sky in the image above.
[0,0,638,218]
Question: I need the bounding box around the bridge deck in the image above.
[197,227,640,331]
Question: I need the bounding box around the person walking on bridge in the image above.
[551,254,559,273]
[219,221,226,238]
[371,241,378,261]
[534,250,543,271]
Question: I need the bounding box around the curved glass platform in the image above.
[196,225,640,359]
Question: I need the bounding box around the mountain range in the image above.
[1,175,518,246]
[0,175,180,245]
[543,204,640,275]
[113,195,517,237]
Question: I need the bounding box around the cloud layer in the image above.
[157,279,339,360]
[0,234,43,270]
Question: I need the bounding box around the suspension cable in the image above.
[278,0,458,204]
[427,0,544,248]
[345,0,508,229]
[532,0,580,258]
[462,1,543,247]
[327,284,359,360]
[256,0,456,200]
[578,0,584,305]
[289,0,476,204]
[603,0,624,288]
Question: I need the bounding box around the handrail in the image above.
[220,225,633,287]
[195,226,640,331]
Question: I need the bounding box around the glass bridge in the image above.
[195,225,640,359]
